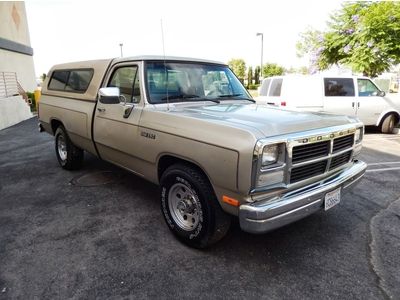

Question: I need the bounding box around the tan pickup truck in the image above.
[38,56,367,248]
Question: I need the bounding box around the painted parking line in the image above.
[366,167,400,173]
[367,161,400,166]
[364,136,400,141]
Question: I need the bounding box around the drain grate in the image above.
[70,171,121,187]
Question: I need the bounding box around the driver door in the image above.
[93,63,144,173]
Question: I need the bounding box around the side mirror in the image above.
[378,90,386,97]
[99,87,121,104]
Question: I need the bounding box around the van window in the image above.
[48,69,93,93]
[269,78,283,96]
[357,79,380,96]
[324,78,355,96]
[260,78,271,96]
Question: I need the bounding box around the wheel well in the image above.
[158,155,210,183]
[379,112,400,127]
[50,119,63,135]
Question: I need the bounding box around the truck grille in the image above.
[289,133,355,184]
[291,160,327,183]
[333,135,354,153]
[292,141,330,163]
[329,150,352,170]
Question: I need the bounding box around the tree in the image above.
[228,58,246,82]
[262,63,285,77]
[254,66,260,85]
[297,2,400,77]
[247,66,253,88]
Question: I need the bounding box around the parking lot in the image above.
[0,117,399,299]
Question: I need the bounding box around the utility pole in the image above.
[119,43,123,57]
[256,33,263,79]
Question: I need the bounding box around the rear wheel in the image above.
[160,163,231,248]
[380,114,397,134]
[54,126,84,170]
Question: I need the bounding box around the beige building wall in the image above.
[0,1,36,91]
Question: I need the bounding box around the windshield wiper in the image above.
[217,93,256,103]
[162,94,201,100]
[161,94,220,103]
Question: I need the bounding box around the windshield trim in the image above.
[143,60,251,105]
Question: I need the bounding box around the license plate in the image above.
[324,188,341,211]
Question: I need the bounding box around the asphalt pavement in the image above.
[0,117,399,299]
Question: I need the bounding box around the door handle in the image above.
[352,102,355,108]
[357,102,360,108]
[97,108,105,112]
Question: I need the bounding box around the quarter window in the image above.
[48,69,93,93]
[324,78,355,96]
[357,79,380,96]
[108,66,141,103]
[268,78,283,96]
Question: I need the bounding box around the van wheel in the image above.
[380,114,396,134]
[54,126,84,170]
[160,164,231,248]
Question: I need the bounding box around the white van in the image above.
[256,75,400,133]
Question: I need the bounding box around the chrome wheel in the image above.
[57,134,67,161]
[168,183,200,231]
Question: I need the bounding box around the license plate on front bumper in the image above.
[324,188,341,211]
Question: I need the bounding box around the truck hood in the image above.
[168,102,359,137]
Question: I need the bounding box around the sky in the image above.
[25,0,345,77]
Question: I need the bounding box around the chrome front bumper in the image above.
[239,160,367,234]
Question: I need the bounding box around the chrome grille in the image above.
[292,141,330,163]
[329,151,352,170]
[289,133,355,184]
[333,135,354,153]
[290,160,327,183]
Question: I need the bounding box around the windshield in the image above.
[145,61,252,104]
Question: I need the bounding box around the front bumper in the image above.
[239,160,367,234]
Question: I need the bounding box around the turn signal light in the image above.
[222,196,240,207]
[280,101,286,106]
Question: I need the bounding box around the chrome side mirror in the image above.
[99,87,121,104]
[378,90,386,97]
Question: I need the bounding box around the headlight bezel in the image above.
[355,127,363,144]
[253,141,287,188]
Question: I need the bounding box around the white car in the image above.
[256,75,400,133]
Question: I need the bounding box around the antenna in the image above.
[160,19,169,110]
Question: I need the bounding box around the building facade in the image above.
[0,1,36,92]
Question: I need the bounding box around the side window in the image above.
[108,66,141,103]
[260,78,271,96]
[65,70,93,92]
[48,69,93,93]
[324,78,355,96]
[357,79,380,96]
[268,78,283,96]
[48,71,69,90]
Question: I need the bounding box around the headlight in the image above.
[262,145,279,166]
[355,128,363,143]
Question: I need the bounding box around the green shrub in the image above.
[248,84,260,90]
[26,92,36,112]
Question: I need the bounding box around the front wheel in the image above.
[54,126,84,170]
[160,164,231,248]
[380,114,397,134]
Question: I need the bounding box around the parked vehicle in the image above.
[256,75,400,133]
[38,56,367,248]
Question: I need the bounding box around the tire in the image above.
[54,126,84,170]
[380,114,397,134]
[160,163,231,248]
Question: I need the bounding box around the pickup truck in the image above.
[38,56,367,248]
